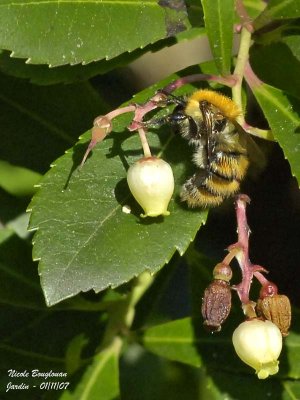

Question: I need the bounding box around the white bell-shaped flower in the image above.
[127,157,174,217]
[232,319,282,379]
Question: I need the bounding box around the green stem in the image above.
[102,271,154,348]
[124,271,154,327]
[138,128,152,158]
[232,27,252,124]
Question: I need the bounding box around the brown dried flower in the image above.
[202,280,232,332]
[257,294,291,337]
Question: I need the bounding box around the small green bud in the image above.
[127,157,174,217]
[212,262,232,282]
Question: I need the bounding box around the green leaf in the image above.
[142,317,202,367]
[284,330,300,379]
[0,204,121,309]
[201,0,234,75]
[0,160,41,197]
[0,187,28,226]
[282,380,300,400]
[27,64,214,307]
[0,72,107,173]
[121,344,200,400]
[254,0,300,30]
[133,252,187,329]
[246,82,300,183]
[250,42,300,100]
[243,0,266,19]
[198,370,284,400]
[0,0,190,67]
[6,212,30,239]
[0,304,104,382]
[141,315,246,373]
[142,315,300,379]
[0,28,202,86]
[0,176,32,239]
[65,334,89,375]
[0,4,205,86]
[61,337,121,400]
[283,34,300,62]
[253,20,300,47]
[0,233,46,309]
[0,49,145,86]
[0,227,14,243]
[28,123,207,306]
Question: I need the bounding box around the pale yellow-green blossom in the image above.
[127,157,174,218]
[232,319,282,379]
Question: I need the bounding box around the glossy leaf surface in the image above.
[28,82,208,305]
[254,0,300,30]
[0,72,105,173]
[0,0,190,66]
[247,82,300,184]
[61,338,122,400]
[201,0,234,75]
[142,316,300,378]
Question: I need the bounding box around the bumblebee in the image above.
[149,89,253,208]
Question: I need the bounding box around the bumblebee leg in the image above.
[142,111,189,129]
[156,90,186,107]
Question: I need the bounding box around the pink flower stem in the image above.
[225,195,271,317]
[253,270,270,286]
[138,128,152,158]
[244,60,264,88]
[161,74,237,93]
[231,195,254,305]
[81,105,136,167]
[81,72,239,166]
[128,73,237,132]
[235,0,254,33]
[128,92,167,131]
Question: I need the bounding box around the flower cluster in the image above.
[201,195,291,379]
[79,74,291,379]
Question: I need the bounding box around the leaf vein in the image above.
[50,203,121,290]
[0,93,74,143]
[0,343,64,363]
[0,1,158,7]
[0,261,41,291]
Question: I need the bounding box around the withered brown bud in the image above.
[257,295,291,337]
[201,280,232,332]
[213,262,232,282]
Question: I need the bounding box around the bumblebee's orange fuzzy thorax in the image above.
[188,90,241,120]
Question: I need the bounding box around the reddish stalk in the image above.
[230,195,254,305]
[220,195,270,317]
[161,74,237,93]
[80,106,135,168]
[235,0,254,33]
[81,73,238,167]
[244,60,264,88]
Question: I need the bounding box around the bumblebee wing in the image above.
[233,121,266,173]
[199,101,215,165]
